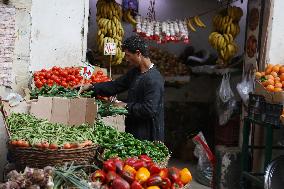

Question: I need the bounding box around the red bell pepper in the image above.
[111,157,125,174]
[139,154,153,163]
[161,178,171,189]
[121,170,135,183]
[112,177,130,189]
[168,167,180,183]
[149,164,161,175]
[132,160,147,170]
[159,168,169,179]
[131,181,143,189]
[106,171,118,184]
[125,157,138,167]
[147,175,163,186]
[171,181,183,189]
[104,160,116,172]
[91,170,106,183]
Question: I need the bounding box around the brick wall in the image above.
[0,4,15,87]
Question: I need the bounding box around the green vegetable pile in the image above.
[97,100,128,117]
[30,85,94,99]
[7,113,96,147]
[7,113,170,163]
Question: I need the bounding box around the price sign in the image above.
[80,65,94,80]
[104,42,116,55]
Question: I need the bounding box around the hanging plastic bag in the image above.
[192,132,215,187]
[216,73,236,125]
[236,67,254,105]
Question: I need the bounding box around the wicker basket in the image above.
[8,144,98,170]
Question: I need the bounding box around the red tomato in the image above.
[61,71,68,77]
[97,70,104,75]
[54,78,60,84]
[34,72,40,77]
[41,69,47,72]
[51,75,57,81]
[69,81,75,87]
[35,80,43,88]
[75,69,80,75]
[41,79,47,84]
[69,75,76,81]
[52,66,59,71]
[45,72,51,79]
[53,71,59,76]
[34,76,40,81]
[61,77,67,82]
[61,81,68,88]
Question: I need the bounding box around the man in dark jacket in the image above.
[82,36,165,142]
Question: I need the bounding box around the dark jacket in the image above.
[92,66,164,142]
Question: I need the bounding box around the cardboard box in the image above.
[30,97,97,126]
[254,81,284,104]
[101,115,125,132]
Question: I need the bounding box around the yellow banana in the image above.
[196,16,206,28]
[126,10,137,26]
[193,16,206,28]
[187,18,196,32]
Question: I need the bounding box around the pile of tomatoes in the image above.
[33,66,111,88]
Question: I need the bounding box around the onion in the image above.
[31,169,45,183]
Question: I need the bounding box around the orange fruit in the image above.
[266,85,274,92]
[280,73,284,81]
[275,82,282,88]
[270,71,278,78]
[267,79,275,86]
[255,72,262,79]
[275,77,281,82]
[265,66,273,74]
[272,65,280,73]
[282,81,284,86]
[279,66,284,74]
[261,72,266,76]
[274,87,282,92]
[265,75,274,80]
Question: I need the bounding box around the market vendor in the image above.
[79,35,165,142]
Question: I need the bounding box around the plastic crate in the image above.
[262,102,283,128]
[248,94,265,122]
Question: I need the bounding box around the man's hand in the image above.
[73,83,93,94]
[113,101,127,108]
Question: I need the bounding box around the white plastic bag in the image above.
[216,73,236,125]
[236,68,254,105]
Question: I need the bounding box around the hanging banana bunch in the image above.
[186,16,206,32]
[208,5,243,64]
[96,0,125,65]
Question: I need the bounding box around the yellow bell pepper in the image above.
[135,167,150,183]
[147,186,160,189]
[180,168,192,184]
[123,165,137,175]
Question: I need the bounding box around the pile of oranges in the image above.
[255,64,284,92]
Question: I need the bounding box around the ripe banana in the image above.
[125,9,137,26]
[193,16,206,28]
[187,18,196,32]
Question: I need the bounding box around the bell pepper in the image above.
[106,171,118,184]
[131,181,143,189]
[159,168,169,179]
[149,164,161,175]
[161,178,171,189]
[125,157,139,166]
[179,168,192,184]
[121,170,135,183]
[171,181,183,189]
[112,177,130,189]
[91,170,106,183]
[132,160,147,170]
[168,167,180,183]
[112,157,125,174]
[135,167,150,183]
[104,160,116,172]
[147,186,160,189]
[123,165,137,175]
[139,154,153,163]
[147,175,163,186]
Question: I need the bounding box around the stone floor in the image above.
[169,158,211,189]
